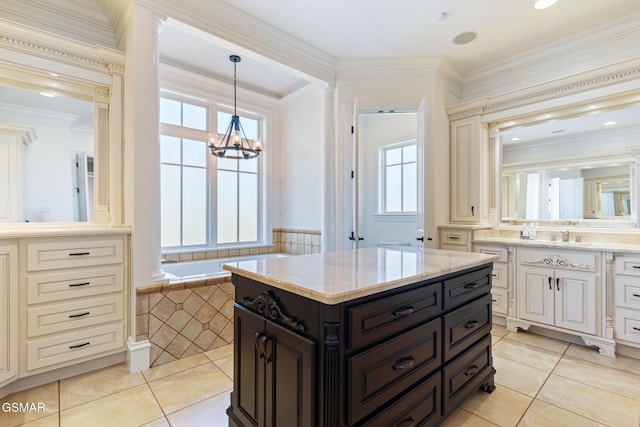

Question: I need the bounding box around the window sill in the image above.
[372,213,417,222]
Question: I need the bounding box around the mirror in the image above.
[0,83,94,222]
[500,104,640,226]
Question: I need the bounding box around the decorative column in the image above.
[322,85,335,251]
[488,123,500,225]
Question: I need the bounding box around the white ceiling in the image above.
[157,0,640,99]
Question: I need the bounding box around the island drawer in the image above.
[347,281,441,350]
[443,266,491,310]
[443,294,492,362]
[348,318,441,425]
[442,334,492,415]
[27,237,124,271]
[360,371,441,427]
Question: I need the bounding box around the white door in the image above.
[517,265,555,326]
[352,99,361,248]
[415,99,426,247]
[555,271,597,334]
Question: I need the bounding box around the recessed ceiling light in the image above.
[49,72,59,77]
[511,137,521,141]
[453,31,478,45]
[534,0,558,10]
[431,12,449,23]
[39,92,55,98]
[604,121,616,126]
[551,129,565,133]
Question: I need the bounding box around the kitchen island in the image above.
[224,246,497,427]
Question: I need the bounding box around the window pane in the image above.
[403,162,417,212]
[182,167,207,245]
[386,147,402,166]
[218,156,237,171]
[217,111,233,134]
[239,172,258,242]
[183,139,206,167]
[161,164,181,247]
[160,135,181,164]
[239,116,258,140]
[385,164,401,212]
[217,170,238,244]
[403,144,416,162]
[160,98,181,126]
[183,103,207,131]
[239,156,258,173]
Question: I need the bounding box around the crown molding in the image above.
[336,56,443,81]
[0,18,125,77]
[0,102,83,130]
[447,58,640,122]
[135,0,336,86]
[0,124,36,145]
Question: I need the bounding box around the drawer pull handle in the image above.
[491,299,498,303]
[448,235,460,240]
[632,265,640,269]
[632,293,640,298]
[69,282,91,287]
[69,252,91,256]
[392,357,415,371]
[491,273,498,278]
[464,364,479,377]
[69,312,90,318]
[464,320,479,329]
[464,283,479,290]
[69,342,90,349]
[548,276,552,290]
[395,417,415,427]
[393,306,415,316]
[556,277,560,291]
[633,327,640,332]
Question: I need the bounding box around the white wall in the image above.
[278,87,324,231]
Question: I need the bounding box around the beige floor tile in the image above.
[17,413,60,426]
[537,375,640,427]
[59,384,163,427]
[565,343,640,376]
[492,339,561,372]
[205,343,234,362]
[517,399,605,427]
[214,355,234,379]
[491,324,508,338]
[166,393,230,427]
[0,381,58,426]
[553,355,640,402]
[493,355,550,397]
[59,363,146,410]
[140,417,171,426]
[461,386,532,427]
[148,363,232,415]
[440,408,498,426]
[503,331,569,354]
[142,353,211,382]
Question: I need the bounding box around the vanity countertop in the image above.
[473,236,640,253]
[223,246,496,304]
[0,224,132,239]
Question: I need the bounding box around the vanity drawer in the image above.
[27,266,124,304]
[491,288,508,316]
[475,245,508,263]
[348,318,441,425]
[615,307,640,344]
[490,263,508,289]
[27,294,124,338]
[360,371,441,427]
[26,323,124,371]
[443,294,492,362]
[615,274,640,310]
[615,257,640,277]
[442,334,493,415]
[443,266,491,311]
[27,237,124,271]
[441,230,469,247]
[347,281,441,350]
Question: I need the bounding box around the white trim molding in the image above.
[127,336,151,373]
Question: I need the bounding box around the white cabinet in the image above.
[515,248,599,336]
[0,243,17,387]
[20,235,127,375]
[614,256,640,346]
[450,117,487,223]
[440,227,472,252]
[474,244,511,316]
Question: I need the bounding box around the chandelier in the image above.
[209,55,262,159]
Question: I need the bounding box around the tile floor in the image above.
[2,326,640,426]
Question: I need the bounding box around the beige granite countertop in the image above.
[0,224,132,239]
[473,236,640,253]
[223,246,497,304]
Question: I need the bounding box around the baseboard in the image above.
[127,336,151,373]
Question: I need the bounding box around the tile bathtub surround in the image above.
[4,331,640,426]
[161,228,322,262]
[136,278,235,367]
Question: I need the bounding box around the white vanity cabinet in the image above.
[450,117,488,224]
[19,235,127,375]
[515,247,599,336]
[614,255,640,347]
[474,244,510,316]
[0,243,17,387]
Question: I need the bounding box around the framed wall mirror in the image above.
[499,103,640,227]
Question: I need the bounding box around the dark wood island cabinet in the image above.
[224,247,497,427]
